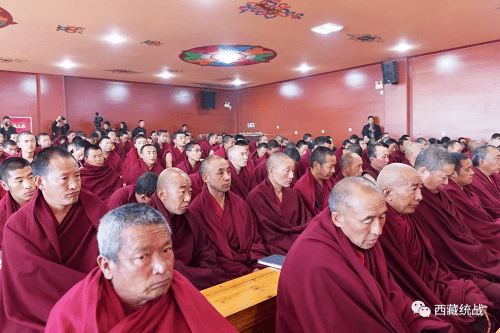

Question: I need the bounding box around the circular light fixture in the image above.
[58,59,77,69]
[212,52,244,64]
[105,34,126,44]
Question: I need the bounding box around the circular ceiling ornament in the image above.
[0,7,17,28]
[179,45,277,67]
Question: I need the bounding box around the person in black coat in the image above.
[0,116,18,140]
[361,116,382,143]
[132,119,147,138]
[51,116,70,138]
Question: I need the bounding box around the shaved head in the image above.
[266,152,293,173]
[405,143,423,159]
[339,152,363,177]
[467,140,482,154]
[157,168,192,215]
[227,145,245,159]
[157,168,190,191]
[267,152,295,188]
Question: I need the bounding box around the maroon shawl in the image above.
[363,164,380,180]
[188,186,270,277]
[296,150,312,180]
[121,141,134,154]
[276,209,453,333]
[0,193,20,250]
[199,141,212,159]
[148,193,231,289]
[177,160,201,175]
[251,159,268,188]
[248,141,257,153]
[294,168,334,217]
[468,166,500,219]
[103,150,124,175]
[112,142,125,161]
[333,146,344,174]
[0,189,108,332]
[46,267,238,333]
[80,163,123,202]
[106,184,137,210]
[188,173,204,202]
[123,149,140,175]
[246,178,311,254]
[162,146,187,168]
[124,159,164,185]
[253,153,268,167]
[154,142,170,160]
[391,149,406,163]
[214,148,228,159]
[228,161,253,199]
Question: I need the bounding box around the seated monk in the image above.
[71,139,92,168]
[404,142,424,167]
[282,147,301,187]
[294,147,336,217]
[467,145,500,219]
[0,157,36,249]
[214,134,235,160]
[246,152,311,253]
[410,145,500,308]
[252,139,282,186]
[147,168,231,289]
[176,142,202,175]
[227,145,252,199]
[234,140,256,173]
[333,139,350,175]
[391,137,410,163]
[363,143,389,183]
[99,136,124,175]
[276,177,453,332]
[210,134,223,153]
[445,140,463,153]
[2,140,18,157]
[15,131,37,163]
[250,142,268,167]
[0,147,109,331]
[377,163,491,331]
[200,132,217,158]
[80,146,123,202]
[124,144,164,185]
[45,204,238,332]
[248,134,267,154]
[154,130,171,160]
[188,156,271,278]
[107,172,158,210]
[466,140,483,159]
[334,151,363,183]
[36,132,52,152]
[296,136,331,179]
[106,129,125,161]
[0,144,7,164]
[296,140,309,156]
[123,134,148,175]
[443,153,500,254]
[162,130,187,168]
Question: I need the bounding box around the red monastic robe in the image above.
[162,146,187,168]
[0,192,20,250]
[248,141,257,153]
[296,150,312,180]
[177,160,201,175]
[188,173,204,202]
[123,149,140,175]
[333,146,344,175]
[467,166,500,219]
[124,160,164,185]
[200,141,212,159]
[80,163,123,202]
[214,148,228,160]
[228,161,253,200]
[251,159,268,188]
[103,150,124,175]
[112,142,125,161]
[106,184,137,210]
[363,164,380,180]
[294,168,334,217]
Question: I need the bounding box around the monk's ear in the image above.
[97,255,114,280]
[35,175,45,190]
[0,180,9,191]
[201,173,209,184]
[83,156,88,163]
[157,188,166,201]
[416,167,427,180]
[331,211,343,228]
[381,187,392,200]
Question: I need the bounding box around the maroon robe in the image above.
[123,149,140,175]
[0,189,108,332]
[46,267,238,333]
[248,141,257,153]
[199,141,212,159]
[276,209,453,333]
[334,171,344,183]
[362,148,370,171]
[228,161,253,199]
[333,146,344,175]
[294,168,334,217]
[391,149,407,163]
[176,160,201,175]
[124,159,164,185]
[468,166,500,219]
[104,150,124,175]
[246,178,311,253]
[296,150,312,180]
[211,144,221,153]
[0,192,20,250]
[112,142,125,161]
[80,163,123,202]
[121,141,133,155]
[0,187,6,200]
[214,148,228,160]
[0,154,8,164]
[148,194,231,289]
[106,184,137,210]
[154,142,170,161]
[162,146,187,168]
[251,159,268,188]
[188,186,270,277]
[188,173,204,202]
[253,153,268,167]
[363,164,380,180]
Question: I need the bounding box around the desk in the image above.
[202,268,280,333]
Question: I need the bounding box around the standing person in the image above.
[132,120,147,138]
[51,116,70,139]
[361,116,382,143]
[0,116,17,140]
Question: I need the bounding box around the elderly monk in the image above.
[334,151,363,183]
[45,204,237,332]
[467,145,500,219]
[466,140,483,159]
[15,131,37,163]
[123,134,148,174]
[252,139,281,185]
[363,143,389,182]
[107,172,158,210]
[294,147,336,217]
[391,137,410,163]
[79,145,123,202]
[200,132,217,158]
[0,147,109,332]
[188,156,270,277]
[377,164,490,331]
[154,129,171,159]
[296,136,331,179]
[99,136,124,175]
[147,168,231,289]
[0,158,36,249]
[162,130,188,168]
[124,144,164,185]
[246,152,311,253]
[445,140,463,153]
[277,177,453,333]
[282,147,301,187]
[410,145,500,307]
[227,145,252,199]
[176,142,202,175]
[214,134,235,160]
[404,142,424,167]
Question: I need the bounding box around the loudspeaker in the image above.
[381,61,399,85]
[201,91,216,109]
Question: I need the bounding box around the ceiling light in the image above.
[392,42,413,52]
[296,63,313,72]
[231,79,245,86]
[311,23,343,34]
[58,59,77,69]
[157,71,174,79]
[105,34,126,44]
[214,51,242,64]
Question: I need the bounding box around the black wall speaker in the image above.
[201,91,216,109]
[381,61,399,85]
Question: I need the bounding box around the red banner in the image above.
[9,117,32,133]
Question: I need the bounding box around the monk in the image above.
[176,142,202,175]
[36,133,52,150]
[16,131,37,163]
[79,146,123,202]
[188,171,204,202]
[297,136,331,179]
[99,136,124,175]
[154,129,170,159]
[0,158,36,249]
[252,139,281,185]
[200,132,217,158]
[404,142,424,167]
[445,140,462,153]
[282,147,301,187]
[363,143,389,182]
[210,134,223,153]
[45,204,237,332]
[162,130,187,168]
[214,134,235,160]
[333,139,351,174]
[71,139,92,168]
[410,145,500,308]
[188,156,270,277]
[277,177,453,332]
[107,172,158,210]
[0,147,109,332]
[249,134,267,153]
[294,146,336,217]
[296,140,308,156]
[246,153,311,253]
[123,134,148,175]
[391,137,410,163]
[250,142,269,167]
[227,145,252,199]
[147,168,231,289]
[124,144,164,185]
[106,129,125,161]
[119,131,133,155]
[468,145,500,219]
[2,140,18,156]
[377,164,490,331]
[466,140,483,159]
[334,151,363,183]
[0,144,7,164]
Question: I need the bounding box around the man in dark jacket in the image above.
[361,116,382,143]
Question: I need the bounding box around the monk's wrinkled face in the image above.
[173,134,186,148]
[1,166,36,205]
[5,144,18,155]
[85,149,104,167]
[371,146,390,172]
[447,142,462,153]
[36,157,81,208]
[384,173,423,214]
[269,158,295,188]
[159,175,192,215]
[158,133,168,144]
[18,134,36,153]
[186,144,202,162]
[99,139,114,153]
[298,145,308,156]
[224,137,235,150]
[332,188,387,250]
[73,147,84,162]
[203,158,231,193]
[452,158,474,187]
[479,147,500,176]
[419,164,454,194]
[135,138,148,153]
[313,155,336,180]
[344,155,363,177]
[38,135,52,149]
[229,146,248,169]
[141,146,157,167]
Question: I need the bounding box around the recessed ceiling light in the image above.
[157,71,174,79]
[214,51,242,64]
[392,42,413,52]
[311,23,343,34]
[105,34,126,44]
[58,59,77,69]
[231,78,245,86]
[296,63,313,72]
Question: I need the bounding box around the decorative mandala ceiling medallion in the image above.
[104,69,141,74]
[180,45,277,67]
[347,34,384,42]
[0,7,16,29]
[239,0,304,19]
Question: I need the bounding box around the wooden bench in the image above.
[202,268,280,333]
